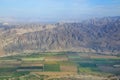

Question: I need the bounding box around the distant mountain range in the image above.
[0,17,59,23]
[0,16,120,56]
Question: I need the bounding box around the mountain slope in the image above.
[0,16,120,56]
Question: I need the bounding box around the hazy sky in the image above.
[0,0,120,22]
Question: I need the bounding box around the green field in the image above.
[44,64,60,72]
[21,57,45,61]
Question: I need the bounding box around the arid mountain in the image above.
[0,16,120,56]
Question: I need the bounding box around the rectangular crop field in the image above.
[60,65,77,72]
[45,56,68,61]
[44,64,60,72]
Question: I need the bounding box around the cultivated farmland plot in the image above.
[0,52,119,80]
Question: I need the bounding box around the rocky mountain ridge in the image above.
[0,16,120,56]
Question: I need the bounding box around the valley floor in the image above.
[0,52,120,80]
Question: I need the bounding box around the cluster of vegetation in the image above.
[44,64,60,72]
